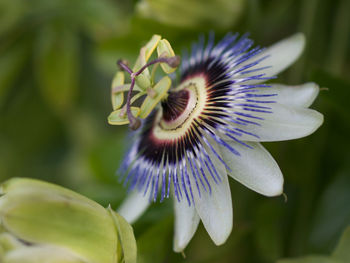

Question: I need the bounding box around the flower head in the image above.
[112,33,323,252]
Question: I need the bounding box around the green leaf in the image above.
[278,255,339,263]
[278,226,350,263]
[309,174,350,251]
[35,25,79,115]
[332,226,350,262]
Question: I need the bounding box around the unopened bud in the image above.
[0,178,137,263]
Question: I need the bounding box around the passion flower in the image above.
[110,33,324,252]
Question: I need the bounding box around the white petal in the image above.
[262,82,320,108]
[173,197,200,252]
[193,175,232,245]
[187,138,233,245]
[240,33,305,81]
[257,33,305,76]
[221,141,283,196]
[117,190,150,224]
[234,103,324,142]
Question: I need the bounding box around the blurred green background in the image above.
[0,0,349,262]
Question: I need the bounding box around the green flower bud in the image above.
[0,178,136,263]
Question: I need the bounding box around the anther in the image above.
[166,55,181,68]
[134,56,182,76]
[147,88,157,98]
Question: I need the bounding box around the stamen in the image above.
[134,55,181,76]
[117,56,181,130]
[126,79,141,130]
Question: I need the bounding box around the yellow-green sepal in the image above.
[108,207,137,263]
[108,107,141,125]
[139,76,171,119]
[111,71,125,110]
[157,39,176,74]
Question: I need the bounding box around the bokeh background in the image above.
[0,0,349,262]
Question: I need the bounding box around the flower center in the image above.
[151,76,207,140]
[161,89,190,123]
